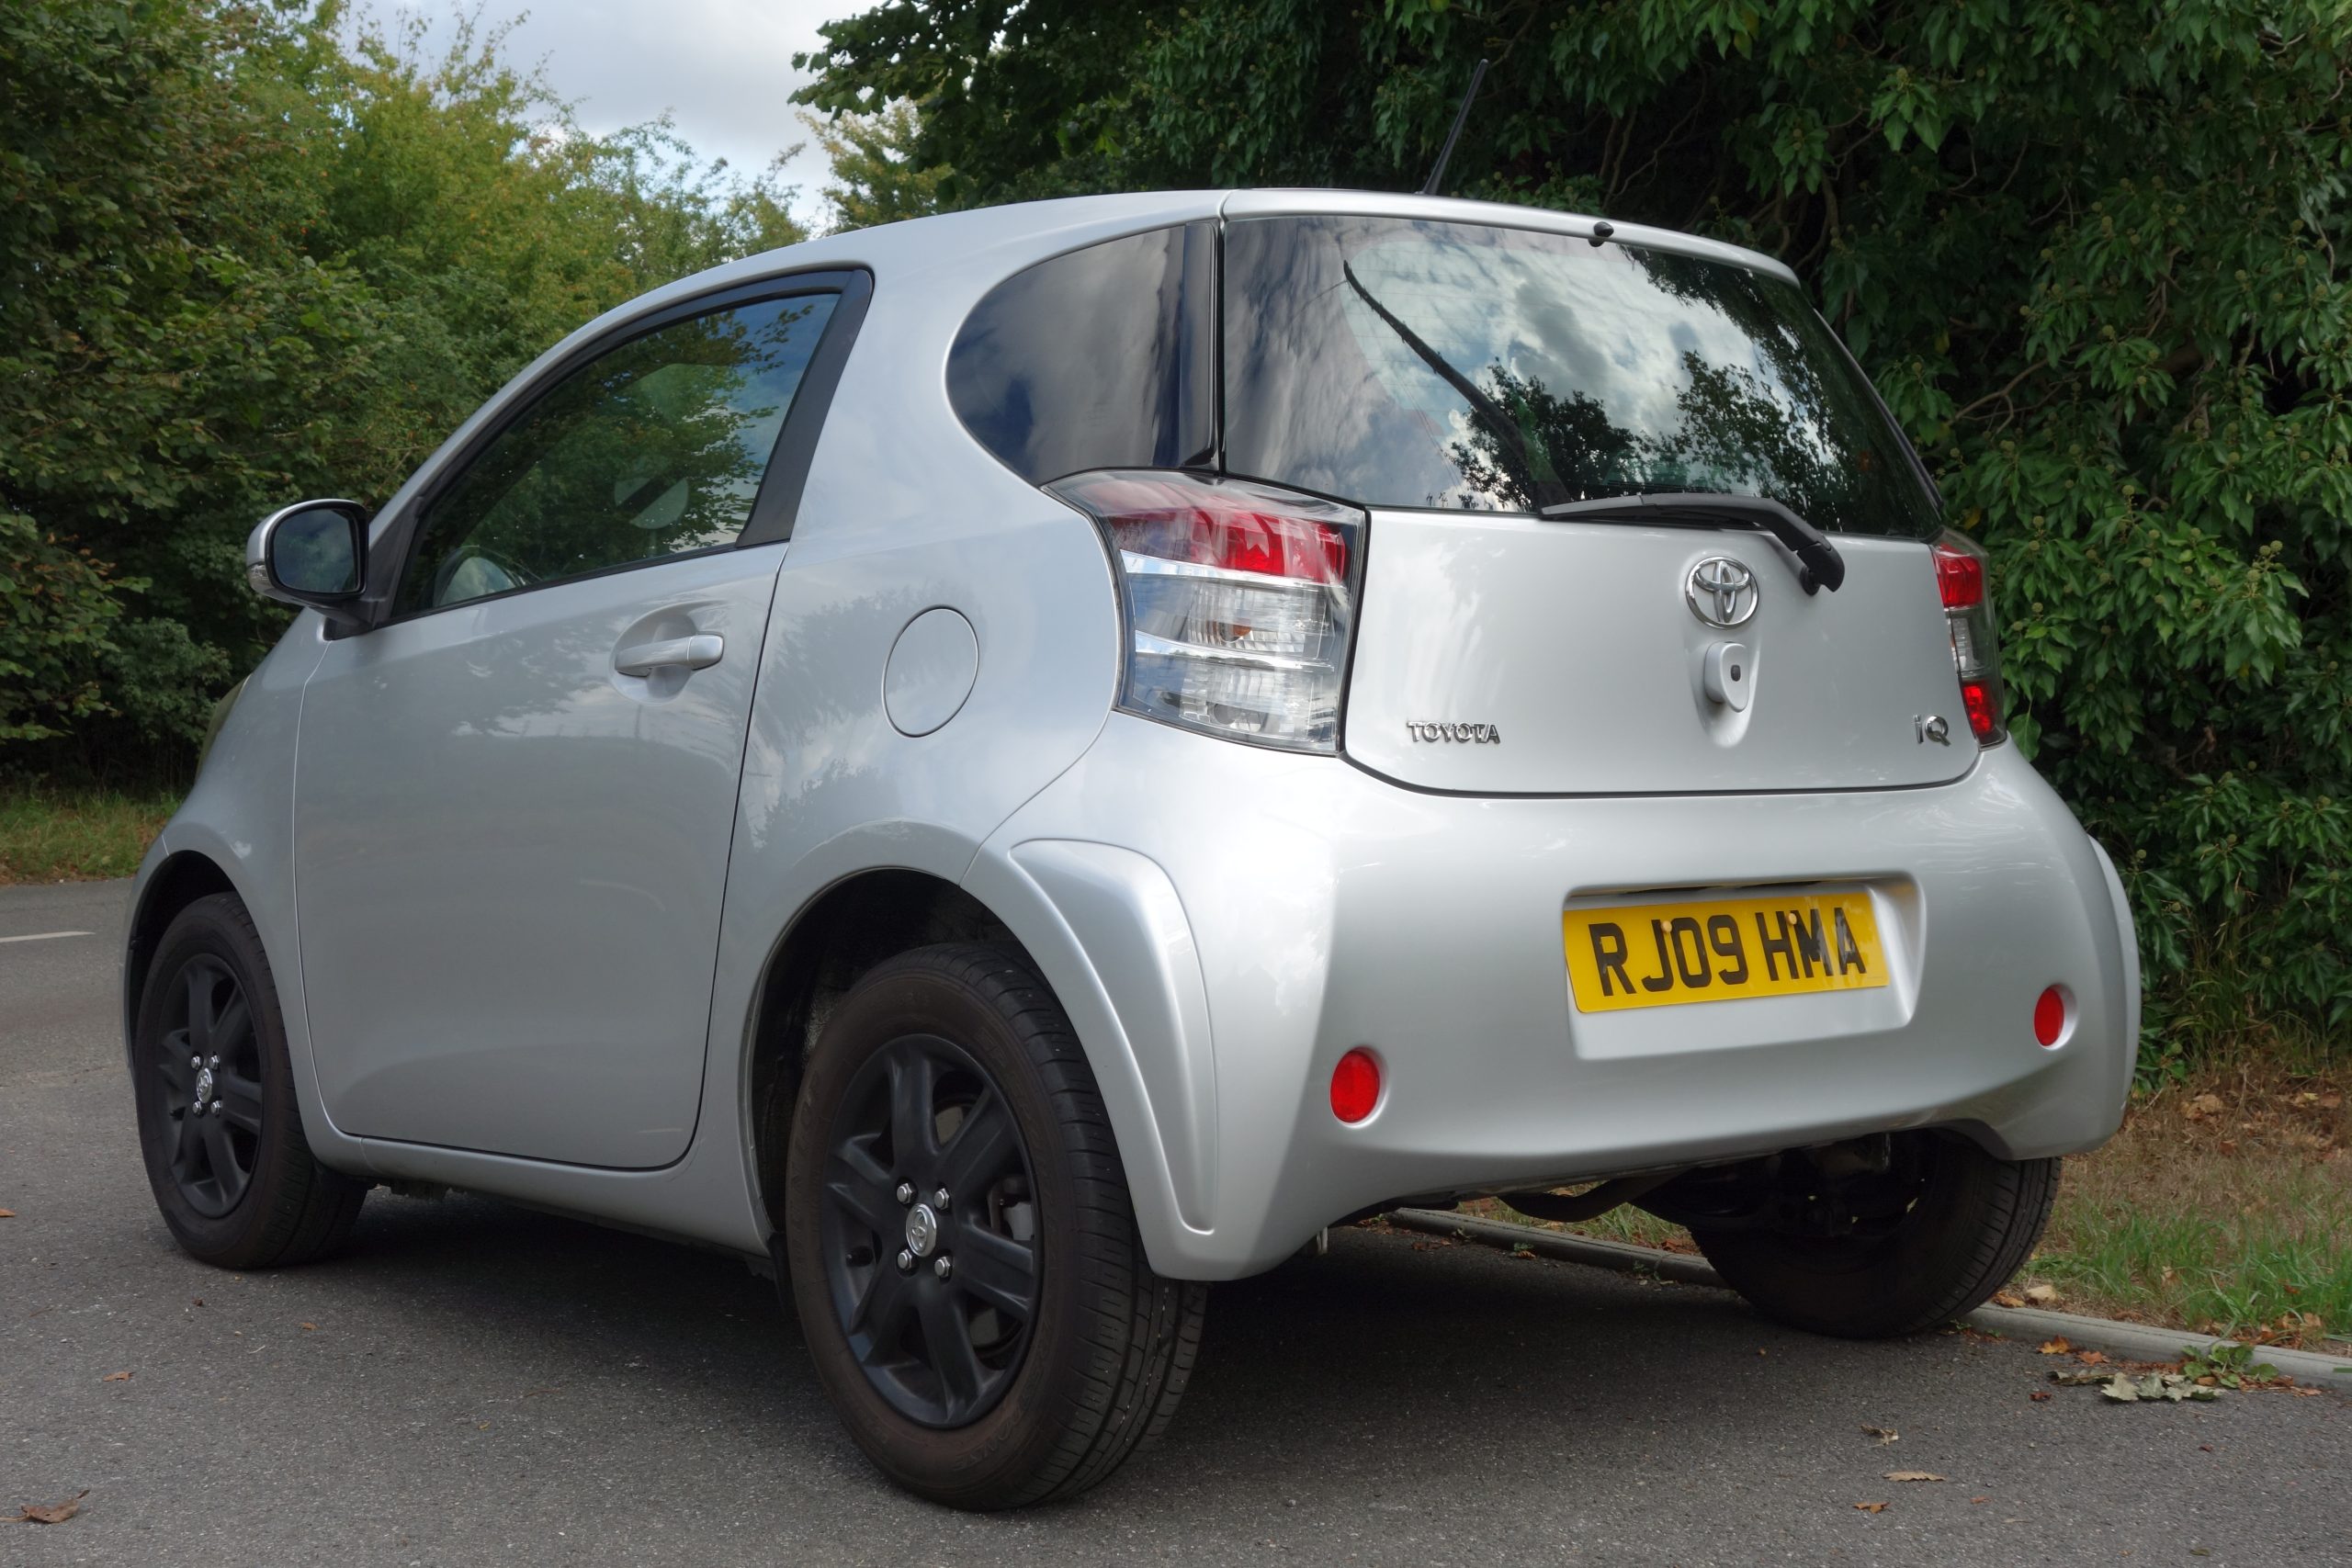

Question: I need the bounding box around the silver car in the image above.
[124,189,2139,1507]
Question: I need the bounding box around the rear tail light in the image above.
[1048,469,1365,752]
[1930,531,2006,743]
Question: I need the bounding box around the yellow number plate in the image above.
[1564,892,1889,1013]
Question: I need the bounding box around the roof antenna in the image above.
[1419,58,1490,197]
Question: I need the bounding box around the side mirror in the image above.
[246,500,369,632]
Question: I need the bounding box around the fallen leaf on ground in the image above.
[2292,1387,2324,1397]
[13,1492,87,1525]
[2039,1337,2073,1354]
[2051,1368,2113,1385]
[2024,1283,2062,1305]
[2101,1371,2218,1404]
[1992,1290,2025,1307]
[300,1322,318,1331]
[100,1371,130,1382]
[2030,1390,2052,1402]
[1971,1495,1990,1504]
[0,1209,16,1219]
[1853,1501,1890,1513]
[2075,1349,2109,1366]
[1884,1472,1946,1483]
[1860,1426,1899,1443]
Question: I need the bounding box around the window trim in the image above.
[355,267,873,632]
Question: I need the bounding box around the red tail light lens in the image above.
[1076,473,1350,583]
[1930,532,2006,744]
[1933,546,1984,609]
[1962,681,2000,741]
[1049,469,1366,752]
[1330,1047,1382,1123]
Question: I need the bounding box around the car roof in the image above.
[614,188,1800,328]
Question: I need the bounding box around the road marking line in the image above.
[0,930,96,945]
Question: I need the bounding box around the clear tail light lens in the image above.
[1931,530,2006,744]
[1048,469,1365,752]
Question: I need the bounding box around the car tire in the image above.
[1690,1135,2058,1339]
[783,942,1204,1509]
[131,892,368,1269]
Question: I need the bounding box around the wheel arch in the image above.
[740,852,1212,1280]
[742,868,1029,1243]
[122,849,240,1062]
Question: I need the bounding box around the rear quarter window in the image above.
[948,223,1216,484]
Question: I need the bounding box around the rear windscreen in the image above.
[1223,215,1939,537]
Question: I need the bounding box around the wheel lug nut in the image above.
[208,1055,220,1068]
[932,1187,951,1211]
[190,1055,202,1069]
[209,1100,222,1116]
[895,1249,914,1273]
[933,1256,952,1280]
[894,1181,914,1206]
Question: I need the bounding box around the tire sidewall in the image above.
[1696,1135,2046,1337]
[132,894,308,1264]
[784,953,1099,1503]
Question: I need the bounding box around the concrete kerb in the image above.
[1383,1206,2350,1390]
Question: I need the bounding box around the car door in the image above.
[294,279,855,1168]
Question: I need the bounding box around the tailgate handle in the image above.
[615,633,724,677]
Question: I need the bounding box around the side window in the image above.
[400,291,839,614]
[947,223,1215,484]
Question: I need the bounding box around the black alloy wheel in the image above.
[783,943,1205,1508]
[153,953,268,1216]
[133,892,368,1269]
[1689,1132,2060,1339]
[817,1032,1041,1427]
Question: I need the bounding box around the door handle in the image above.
[614,633,724,677]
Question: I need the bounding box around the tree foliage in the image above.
[804,101,952,231]
[0,0,807,777]
[800,0,2352,1059]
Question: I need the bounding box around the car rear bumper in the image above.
[968,716,2138,1280]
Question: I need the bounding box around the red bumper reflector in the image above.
[1330,1048,1381,1123]
[2033,987,2067,1047]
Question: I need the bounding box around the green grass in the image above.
[2022,1079,2349,1349]
[0,785,176,883]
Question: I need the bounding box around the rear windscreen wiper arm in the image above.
[1340,261,1568,510]
[1540,491,1846,595]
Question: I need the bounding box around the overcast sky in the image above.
[376,1,865,226]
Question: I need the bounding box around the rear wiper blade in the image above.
[1340,260,1568,510]
[1539,491,1846,595]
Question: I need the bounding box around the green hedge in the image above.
[797,0,2352,1067]
[0,0,807,781]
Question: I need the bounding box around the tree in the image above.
[0,0,808,780]
[803,101,951,231]
[800,0,2352,1062]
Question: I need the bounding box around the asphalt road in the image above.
[5,881,2346,1567]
